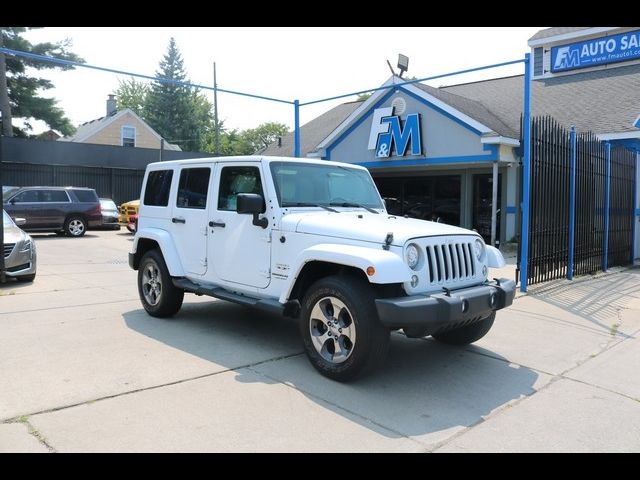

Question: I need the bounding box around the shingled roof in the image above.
[528,27,592,42]
[443,63,640,135]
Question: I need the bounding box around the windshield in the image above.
[3,210,15,227]
[270,162,384,210]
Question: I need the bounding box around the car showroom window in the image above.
[144,170,173,206]
[177,168,211,209]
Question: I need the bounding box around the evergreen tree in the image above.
[0,27,84,137]
[145,38,211,151]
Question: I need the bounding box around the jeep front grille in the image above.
[424,241,475,284]
[3,243,15,258]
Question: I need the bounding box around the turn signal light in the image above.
[366,266,376,276]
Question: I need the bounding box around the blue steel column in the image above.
[568,126,577,280]
[603,142,611,271]
[294,99,301,158]
[519,53,532,292]
[632,150,639,264]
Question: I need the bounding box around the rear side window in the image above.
[72,189,98,202]
[144,170,174,207]
[41,190,70,202]
[177,168,211,209]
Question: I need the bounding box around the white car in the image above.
[2,210,37,282]
[129,156,515,381]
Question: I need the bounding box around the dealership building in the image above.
[264,27,640,254]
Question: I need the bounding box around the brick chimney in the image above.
[106,94,117,116]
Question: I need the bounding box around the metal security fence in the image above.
[573,132,606,277]
[523,116,636,287]
[608,146,636,268]
[0,136,209,205]
[2,162,145,205]
[527,117,571,284]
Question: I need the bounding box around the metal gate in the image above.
[608,146,636,268]
[524,116,636,287]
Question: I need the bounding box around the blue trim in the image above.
[603,143,611,272]
[568,127,577,280]
[506,206,517,214]
[325,84,488,160]
[325,89,396,160]
[354,145,498,168]
[633,154,639,264]
[399,87,482,135]
[294,99,301,158]
[520,54,532,292]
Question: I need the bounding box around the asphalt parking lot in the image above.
[1,230,639,452]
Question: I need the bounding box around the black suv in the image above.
[3,186,102,237]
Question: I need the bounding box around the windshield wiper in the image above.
[282,202,339,213]
[329,202,379,214]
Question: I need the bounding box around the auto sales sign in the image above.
[552,30,640,73]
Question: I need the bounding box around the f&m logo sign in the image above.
[551,30,640,73]
[367,107,422,158]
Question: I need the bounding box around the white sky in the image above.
[21,27,544,134]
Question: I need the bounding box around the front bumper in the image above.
[3,244,37,278]
[375,278,515,337]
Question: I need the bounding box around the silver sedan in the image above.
[2,210,37,282]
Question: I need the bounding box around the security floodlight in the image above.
[397,54,409,78]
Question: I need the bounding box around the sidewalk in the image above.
[1,231,638,452]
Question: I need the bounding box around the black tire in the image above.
[300,275,390,382]
[137,249,184,317]
[16,274,36,282]
[432,312,496,346]
[64,215,87,237]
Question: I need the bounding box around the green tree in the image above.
[0,27,84,137]
[144,38,212,151]
[240,121,289,154]
[115,77,149,117]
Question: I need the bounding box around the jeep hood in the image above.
[281,211,478,245]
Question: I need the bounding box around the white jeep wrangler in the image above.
[129,156,515,381]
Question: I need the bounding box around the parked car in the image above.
[3,186,102,237]
[119,199,139,229]
[98,198,121,230]
[129,156,514,381]
[2,210,37,282]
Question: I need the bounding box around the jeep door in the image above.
[208,162,271,288]
[170,165,213,276]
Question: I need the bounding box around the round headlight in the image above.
[406,243,420,270]
[474,238,485,260]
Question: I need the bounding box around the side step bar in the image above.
[172,277,300,318]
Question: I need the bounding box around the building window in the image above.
[121,126,136,147]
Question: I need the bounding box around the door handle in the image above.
[172,217,186,224]
[209,221,226,228]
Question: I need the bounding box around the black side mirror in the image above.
[236,193,268,229]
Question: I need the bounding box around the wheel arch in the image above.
[280,243,409,304]
[131,228,185,276]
